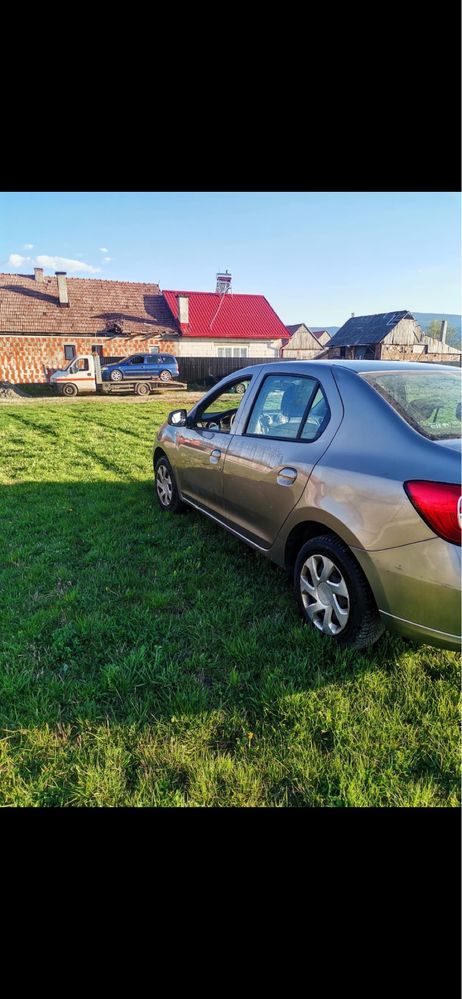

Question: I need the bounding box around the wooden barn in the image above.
[282,323,325,359]
[326,310,461,363]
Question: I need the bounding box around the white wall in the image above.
[173,339,282,358]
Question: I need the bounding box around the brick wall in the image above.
[0,336,176,384]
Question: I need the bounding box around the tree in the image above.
[425,320,460,348]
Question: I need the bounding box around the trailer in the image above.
[48,354,186,397]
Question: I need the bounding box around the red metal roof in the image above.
[163,290,288,340]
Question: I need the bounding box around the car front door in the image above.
[221,369,343,548]
[127,355,145,377]
[175,376,252,518]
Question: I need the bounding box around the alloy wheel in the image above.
[300,554,350,635]
[156,464,173,506]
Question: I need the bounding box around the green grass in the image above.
[0,396,460,807]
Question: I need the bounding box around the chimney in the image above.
[440,320,448,345]
[176,294,189,325]
[56,271,69,307]
[34,267,44,283]
[216,271,232,295]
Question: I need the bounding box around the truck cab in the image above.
[49,355,96,395]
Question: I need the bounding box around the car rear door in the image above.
[222,368,344,548]
[146,354,161,376]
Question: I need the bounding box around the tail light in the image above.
[404,481,462,545]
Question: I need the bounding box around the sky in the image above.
[0,191,460,326]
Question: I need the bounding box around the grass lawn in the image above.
[0,395,460,807]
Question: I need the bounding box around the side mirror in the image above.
[168,409,188,427]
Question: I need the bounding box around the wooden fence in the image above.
[101,355,286,388]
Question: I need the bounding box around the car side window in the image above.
[300,386,330,440]
[193,377,252,433]
[129,356,144,364]
[246,375,322,439]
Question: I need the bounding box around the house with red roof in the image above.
[163,278,289,359]
[0,269,289,383]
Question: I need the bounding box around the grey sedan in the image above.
[154,360,461,651]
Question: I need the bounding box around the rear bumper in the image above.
[353,537,461,652]
[378,611,460,651]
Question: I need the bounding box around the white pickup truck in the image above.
[48,354,185,397]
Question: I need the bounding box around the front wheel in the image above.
[159,369,173,383]
[110,369,123,382]
[154,455,186,513]
[62,383,78,397]
[294,535,384,650]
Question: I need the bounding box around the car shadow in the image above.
[0,477,422,741]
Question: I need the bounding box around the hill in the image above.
[412,312,461,348]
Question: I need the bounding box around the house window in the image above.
[217,346,248,358]
[92,344,103,356]
[64,344,76,360]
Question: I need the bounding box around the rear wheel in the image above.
[235,382,246,395]
[159,369,173,383]
[294,534,384,650]
[135,382,150,396]
[110,369,123,382]
[62,383,78,397]
[154,455,186,513]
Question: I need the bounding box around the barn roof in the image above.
[328,311,415,347]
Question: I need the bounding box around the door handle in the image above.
[210,449,221,464]
[277,466,297,486]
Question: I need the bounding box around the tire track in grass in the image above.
[61,410,145,442]
[76,445,139,481]
[52,409,150,479]
[3,409,139,481]
[5,412,60,439]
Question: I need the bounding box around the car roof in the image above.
[230,359,460,378]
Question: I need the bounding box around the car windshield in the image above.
[362,368,461,440]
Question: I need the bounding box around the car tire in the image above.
[159,370,173,383]
[110,369,123,382]
[62,383,78,397]
[154,455,186,513]
[135,382,150,396]
[294,534,384,650]
[235,382,246,395]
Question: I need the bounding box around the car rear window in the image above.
[361,368,461,440]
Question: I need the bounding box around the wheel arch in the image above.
[284,521,336,571]
[154,446,167,468]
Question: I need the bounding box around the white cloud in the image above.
[99,247,109,253]
[35,255,101,273]
[9,253,32,267]
[103,256,112,262]
[24,243,34,249]
[7,251,101,274]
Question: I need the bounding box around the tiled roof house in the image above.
[0,269,178,383]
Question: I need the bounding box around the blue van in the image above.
[102,353,179,383]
